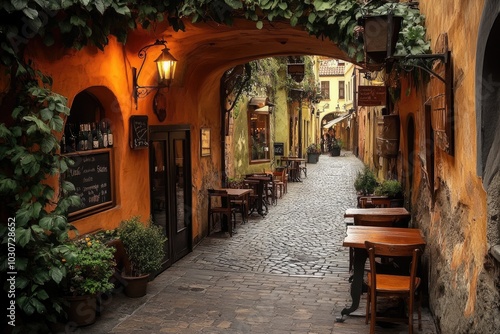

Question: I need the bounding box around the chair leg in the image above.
[365,290,370,324]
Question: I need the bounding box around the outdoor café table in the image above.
[336,225,426,322]
[217,188,253,231]
[280,157,305,182]
[344,207,410,220]
[245,175,272,217]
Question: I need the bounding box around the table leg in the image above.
[336,248,368,322]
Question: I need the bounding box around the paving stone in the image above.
[78,152,438,334]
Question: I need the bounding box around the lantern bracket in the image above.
[132,39,176,109]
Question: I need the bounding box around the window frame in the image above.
[248,110,271,163]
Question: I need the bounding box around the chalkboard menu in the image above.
[129,115,149,149]
[65,149,114,219]
[274,142,284,156]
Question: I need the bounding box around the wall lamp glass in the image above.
[132,39,177,110]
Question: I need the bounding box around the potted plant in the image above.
[354,166,378,196]
[62,235,116,326]
[306,143,321,163]
[118,216,166,298]
[374,179,403,199]
[329,138,342,156]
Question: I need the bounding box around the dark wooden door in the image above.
[150,126,192,271]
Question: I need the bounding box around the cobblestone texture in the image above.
[76,152,438,334]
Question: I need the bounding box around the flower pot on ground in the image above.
[306,143,321,163]
[118,216,167,298]
[62,234,116,326]
[328,138,342,157]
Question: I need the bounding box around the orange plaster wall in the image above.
[409,0,490,327]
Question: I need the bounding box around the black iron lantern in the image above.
[362,14,402,64]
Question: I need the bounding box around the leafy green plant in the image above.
[63,235,116,296]
[306,143,321,154]
[354,166,378,195]
[374,179,403,198]
[118,217,166,277]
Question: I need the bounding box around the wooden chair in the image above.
[273,170,286,199]
[354,214,402,227]
[364,241,424,334]
[207,189,236,237]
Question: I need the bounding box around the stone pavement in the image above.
[77,152,438,334]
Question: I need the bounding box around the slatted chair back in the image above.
[364,241,424,334]
[353,214,400,227]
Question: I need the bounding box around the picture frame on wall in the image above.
[201,128,211,157]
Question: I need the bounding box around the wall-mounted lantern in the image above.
[287,63,305,83]
[132,39,177,110]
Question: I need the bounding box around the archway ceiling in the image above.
[131,18,355,82]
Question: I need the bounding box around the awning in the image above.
[322,114,350,128]
[249,97,276,114]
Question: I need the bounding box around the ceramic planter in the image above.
[122,273,150,298]
[65,294,97,326]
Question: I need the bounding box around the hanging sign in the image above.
[358,86,387,106]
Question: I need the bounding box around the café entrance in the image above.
[149,125,192,271]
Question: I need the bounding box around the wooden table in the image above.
[337,226,426,322]
[280,157,306,182]
[344,207,410,219]
[218,188,253,230]
[245,176,272,217]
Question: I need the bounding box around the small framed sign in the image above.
[129,115,149,149]
[201,128,211,156]
[273,142,284,156]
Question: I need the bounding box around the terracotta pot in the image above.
[122,273,150,298]
[65,294,97,326]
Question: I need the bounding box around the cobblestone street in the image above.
[78,152,438,334]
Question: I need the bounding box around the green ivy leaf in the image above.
[18,296,35,315]
[49,267,63,284]
[0,177,17,193]
[16,227,32,247]
[256,20,263,29]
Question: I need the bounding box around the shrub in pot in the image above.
[354,166,378,195]
[62,235,116,326]
[118,216,166,297]
[374,179,403,198]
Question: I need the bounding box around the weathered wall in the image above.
[399,1,500,332]
[21,30,224,245]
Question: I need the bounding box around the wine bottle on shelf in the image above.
[97,122,104,148]
[87,123,92,150]
[68,123,76,152]
[92,122,99,149]
[101,121,108,148]
[78,124,85,151]
[107,121,113,147]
